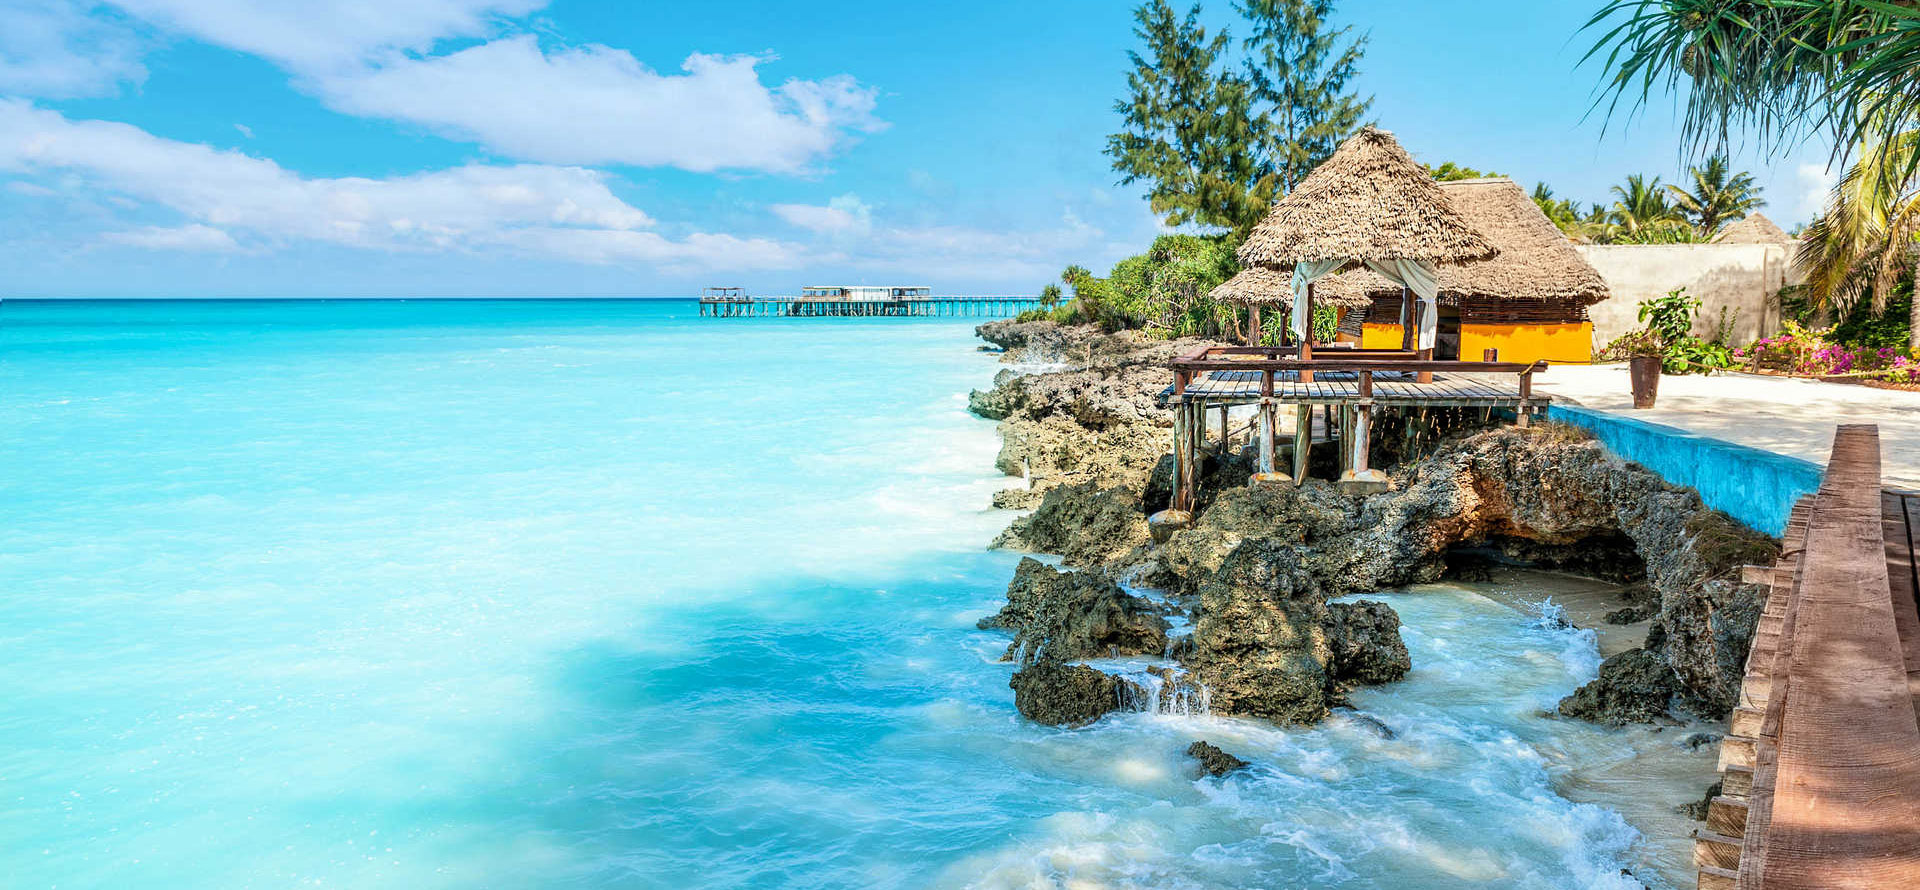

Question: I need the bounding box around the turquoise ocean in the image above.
[1,300,1694,888]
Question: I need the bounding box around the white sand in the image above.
[1537,364,1920,491]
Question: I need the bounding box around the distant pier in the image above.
[698,295,1044,318]
[698,285,1043,318]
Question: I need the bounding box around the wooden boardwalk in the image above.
[1174,368,1548,411]
[698,296,1042,318]
[1698,425,1920,889]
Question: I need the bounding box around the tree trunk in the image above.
[1911,285,1919,351]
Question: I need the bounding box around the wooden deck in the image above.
[1172,368,1550,410]
[1697,425,1920,889]
[698,296,1042,318]
[1155,346,1549,510]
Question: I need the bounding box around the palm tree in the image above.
[1608,174,1682,239]
[1039,283,1064,310]
[1798,129,1920,348]
[1667,156,1766,238]
[1586,2,1920,181]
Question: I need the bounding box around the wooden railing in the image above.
[1161,348,1548,511]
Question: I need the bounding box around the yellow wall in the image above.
[1461,322,1593,364]
[1360,323,1406,351]
[1359,322,1594,364]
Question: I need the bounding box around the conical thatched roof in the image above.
[1306,179,1611,306]
[1715,212,1793,244]
[1207,267,1370,308]
[1238,126,1500,268]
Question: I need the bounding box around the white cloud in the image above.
[105,0,543,70]
[312,39,880,173]
[94,2,882,174]
[0,100,800,268]
[0,0,147,98]
[1793,162,1838,223]
[104,222,239,251]
[772,194,872,235]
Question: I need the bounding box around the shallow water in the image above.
[0,300,1709,889]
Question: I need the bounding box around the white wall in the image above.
[1576,243,1797,348]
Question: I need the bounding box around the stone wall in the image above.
[1578,243,1798,348]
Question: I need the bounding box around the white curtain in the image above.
[1288,258,1345,342]
[1363,258,1441,350]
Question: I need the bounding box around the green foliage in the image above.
[1598,328,1666,360]
[1107,1,1277,234]
[1038,283,1064,310]
[1108,234,1243,337]
[1584,1,1920,184]
[1610,220,1706,244]
[1638,287,1700,344]
[1664,336,1736,375]
[1426,162,1502,182]
[1050,235,1241,337]
[1609,173,1684,238]
[1829,287,1916,350]
[1238,0,1372,195]
[1666,155,1765,238]
[1107,0,1370,236]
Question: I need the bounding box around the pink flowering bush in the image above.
[1734,321,1920,383]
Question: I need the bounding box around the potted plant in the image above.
[1618,329,1665,408]
[1622,288,1700,409]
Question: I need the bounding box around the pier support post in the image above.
[1340,372,1390,494]
[1517,370,1534,429]
[1292,403,1312,485]
[1218,406,1231,455]
[1252,371,1288,485]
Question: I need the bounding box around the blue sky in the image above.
[0,0,1839,297]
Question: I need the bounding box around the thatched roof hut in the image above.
[1208,267,1371,309]
[1238,127,1499,269]
[1311,178,1611,306]
[1715,212,1793,245]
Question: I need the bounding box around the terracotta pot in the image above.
[1629,355,1662,409]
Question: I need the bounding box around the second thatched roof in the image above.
[1715,212,1794,245]
[1274,178,1612,306]
[1207,266,1371,309]
[1238,126,1499,269]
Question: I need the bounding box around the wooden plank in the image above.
[1886,490,1920,725]
[1746,427,1920,888]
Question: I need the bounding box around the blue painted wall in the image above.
[1547,404,1823,537]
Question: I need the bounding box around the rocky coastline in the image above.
[967,319,1779,731]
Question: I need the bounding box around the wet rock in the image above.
[1009,657,1120,727]
[1185,740,1249,777]
[1682,731,1721,750]
[1324,601,1413,689]
[1557,648,1681,725]
[1338,710,1400,740]
[1680,780,1724,821]
[1604,606,1652,625]
[994,483,1151,569]
[974,321,1782,729]
[977,558,1169,665]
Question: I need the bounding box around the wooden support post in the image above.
[1341,372,1390,494]
[1399,287,1415,352]
[1292,403,1312,485]
[1517,370,1534,429]
[1247,303,1262,347]
[1417,347,1435,385]
[1218,405,1231,454]
[1300,282,1316,384]
[1253,370,1286,485]
[1172,400,1193,513]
